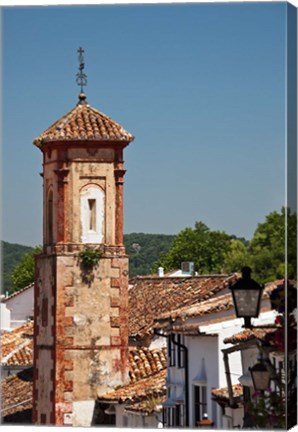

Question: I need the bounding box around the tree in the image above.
[11,246,42,292]
[124,233,175,277]
[1,241,34,294]
[222,239,250,274]
[248,208,296,283]
[156,221,232,274]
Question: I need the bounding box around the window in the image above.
[88,199,96,231]
[163,405,185,428]
[194,385,207,424]
[177,334,185,368]
[168,336,176,367]
[168,334,186,368]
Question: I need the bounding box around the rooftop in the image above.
[33,101,134,147]
[1,322,34,367]
[223,327,277,345]
[211,384,243,405]
[1,283,34,303]
[129,347,167,382]
[97,346,167,413]
[1,369,33,418]
[128,273,239,338]
[154,279,283,329]
[98,369,167,406]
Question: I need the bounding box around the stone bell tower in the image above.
[32,48,134,426]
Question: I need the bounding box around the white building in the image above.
[154,280,279,429]
[1,284,34,330]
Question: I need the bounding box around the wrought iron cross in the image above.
[76,47,87,93]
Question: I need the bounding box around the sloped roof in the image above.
[154,279,282,328]
[1,283,34,304]
[33,101,134,147]
[125,394,166,415]
[223,328,277,345]
[129,274,239,338]
[211,383,243,404]
[98,369,167,405]
[1,369,33,417]
[1,322,33,367]
[129,347,167,382]
[98,346,167,411]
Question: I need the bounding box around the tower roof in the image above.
[33,98,134,148]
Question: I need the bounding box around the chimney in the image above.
[158,267,164,277]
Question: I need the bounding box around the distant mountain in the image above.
[1,234,176,293]
[1,241,34,294]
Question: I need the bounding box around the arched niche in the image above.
[80,184,105,244]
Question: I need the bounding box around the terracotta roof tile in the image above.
[33,102,134,146]
[129,347,167,382]
[98,346,167,408]
[154,279,282,328]
[211,384,243,403]
[98,369,167,404]
[1,322,34,367]
[125,394,166,414]
[129,274,239,338]
[1,369,33,417]
[223,327,277,345]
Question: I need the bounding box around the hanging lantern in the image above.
[230,267,263,328]
[249,361,271,391]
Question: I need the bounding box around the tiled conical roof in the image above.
[33,97,134,147]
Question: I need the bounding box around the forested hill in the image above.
[1,234,175,292]
[124,233,175,277]
[1,241,34,294]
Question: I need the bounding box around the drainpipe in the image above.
[222,351,235,408]
[171,334,189,427]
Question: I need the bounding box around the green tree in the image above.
[223,239,250,274]
[124,233,175,277]
[248,208,296,283]
[11,246,42,292]
[1,241,34,294]
[156,221,232,274]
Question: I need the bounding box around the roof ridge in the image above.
[2,283,34,303]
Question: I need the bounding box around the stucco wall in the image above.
[115,405,162,428]
[1,303,11,330]
[4,285,34,328]
[186,335,219,427]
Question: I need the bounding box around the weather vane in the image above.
[76,47,87,93]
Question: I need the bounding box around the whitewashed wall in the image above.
[1,303,11,330]
[115,404,161,428]
[186,335,219,427]
[3,285,34,329]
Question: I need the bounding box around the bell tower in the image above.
[33,48,134,426]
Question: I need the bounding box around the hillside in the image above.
[124,233,175,277]
[1,234,175,293]
[1,241,34,294]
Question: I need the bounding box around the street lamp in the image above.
[249,360,271,392]
[230,267,263,328]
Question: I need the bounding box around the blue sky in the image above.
[2,2,287,246]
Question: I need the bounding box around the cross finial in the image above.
[76,47,87,98]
